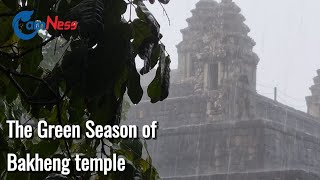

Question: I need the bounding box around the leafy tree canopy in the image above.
[0,0,171,179]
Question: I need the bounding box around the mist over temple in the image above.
[128,0,320,179]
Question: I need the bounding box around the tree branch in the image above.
[0,12,16,17]
[158,1,170,26]
[101,139,111,158]
[0,63,59,95]
[0,42,18,49]
[0,36,56,60]
[18,36,56,58]
[0,64,60,105]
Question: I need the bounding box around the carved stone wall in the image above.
[128,99,320,179]
[163,171,320,180]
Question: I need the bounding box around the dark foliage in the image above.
[0,0,171,179]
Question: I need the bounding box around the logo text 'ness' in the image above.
[12,10,78,40]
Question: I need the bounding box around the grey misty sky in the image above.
[140,0,320,111]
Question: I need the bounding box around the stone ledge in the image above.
[163,170,320,180]
[158,119,320,144]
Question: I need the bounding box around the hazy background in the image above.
[138,0,320,111]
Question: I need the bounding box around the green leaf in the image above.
[37,106,52,119]
[127,61,143,104]
[108,159,139,180]
[131,19,153,54]
[68,93,85,123]
[147,54,171,103]
[33,140,60,158]
[120,139,143,160]
[158,0,170,4]
[87,94,121,126]
[137,159,150,173]
[142,166,161,180]
[135,1,160,37]
[114,149,135,162]
[56,0,70,12]
[138,37,158,69]
[5,82,18,104]
[45,106,57,124]
[114,66,128,99]
[61,47,87,95]
[116,0,127,15]
[140,44,161,75]
[131,19,160,75]
[132,2,163,76]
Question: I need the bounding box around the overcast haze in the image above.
[142,0,320,111]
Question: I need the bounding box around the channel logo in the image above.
[12,10,78,40]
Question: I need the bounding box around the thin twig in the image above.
[0,64,59,98]
[57,99,72,159]
[0,64,61,105]
[129,0,132,22]
[0,36,56,60]
[158,1,170,26]
[18,36,56,58]
[23,116,33,126]
[9,74,58,104]
[0,12,16,17]
[100,139,111,158]
[0,42,18,49]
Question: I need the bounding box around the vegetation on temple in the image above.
[0,0,171,179]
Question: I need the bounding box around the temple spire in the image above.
[177,0,259,91]
[306,69,320,118]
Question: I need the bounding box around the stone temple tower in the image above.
[177,0,259,120]
[306,69,320,118]
[177,0,259,93]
